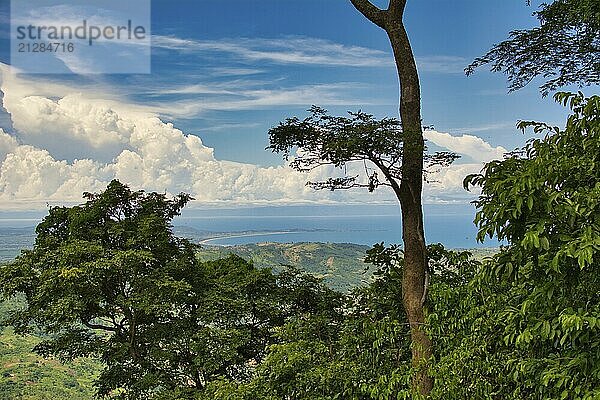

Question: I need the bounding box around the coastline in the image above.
[198,231,303,245]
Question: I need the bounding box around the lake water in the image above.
[0,204,499,261]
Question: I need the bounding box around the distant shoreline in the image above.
[198,231,303,245]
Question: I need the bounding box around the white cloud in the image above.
[153,36,393,68]
[416,55,469,74]
[6,93,136,162]
[0,145,113,201]
[448,121,514,134]
[0,129,18,163]
[0,68,501,209]
[424,130,507,163]
[419,130,508,201]
[207,68,266,77]
[201,122,262,132]
[424,163,485,202]
[153,35,468,75]
[148,82,376,119]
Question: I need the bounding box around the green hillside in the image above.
[197,242,497,292]
[0,328,100,400]
[0,297,100,399]
[197,242,373,291]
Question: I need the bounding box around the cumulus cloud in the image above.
[0,128,18,162]
[0,67,503,209]
[421,130,509,202]
[0,68,332,207]
[7,94,136,162]
[424,130,507,163]
[424,163,485,202]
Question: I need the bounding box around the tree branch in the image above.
[371,159,402,197]
[81,319,118,333]
[350,0,387,29]
[307,178,392,191]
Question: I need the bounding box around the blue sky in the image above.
[0,0,585,209]
[135,0,571,164]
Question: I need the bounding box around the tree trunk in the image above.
[388,19,434,397]
[350,0,433,395]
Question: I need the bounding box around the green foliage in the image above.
[0,295,100,399]
[461,93,600,399]
[467,0,600,95]
[427,252,516,399]
[0,326,100,400]
[0,181,343,399]
[0,180,202,398]
[202,243,479,400]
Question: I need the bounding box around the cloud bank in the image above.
[0,67,503,210]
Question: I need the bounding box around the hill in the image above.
[197,242,373,292]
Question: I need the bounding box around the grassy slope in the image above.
[0,298,100,399]
[197,242,373,292]
[0,328,99,400]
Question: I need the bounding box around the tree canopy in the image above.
[466,0,600,95]
[267,106,458,195]
[201,243,477,400]
[0,181,341,399]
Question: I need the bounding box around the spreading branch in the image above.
[81,319,119,333]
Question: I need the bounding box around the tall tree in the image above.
[0,181,342,399]
[348,0,434,394]
[466,0,600,96]
[268,111,456,398]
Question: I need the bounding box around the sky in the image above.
[0,0,582,211]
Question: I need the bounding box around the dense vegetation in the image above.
[0,296,100,399]
[0,182,342,399]
[1,93,599,399]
